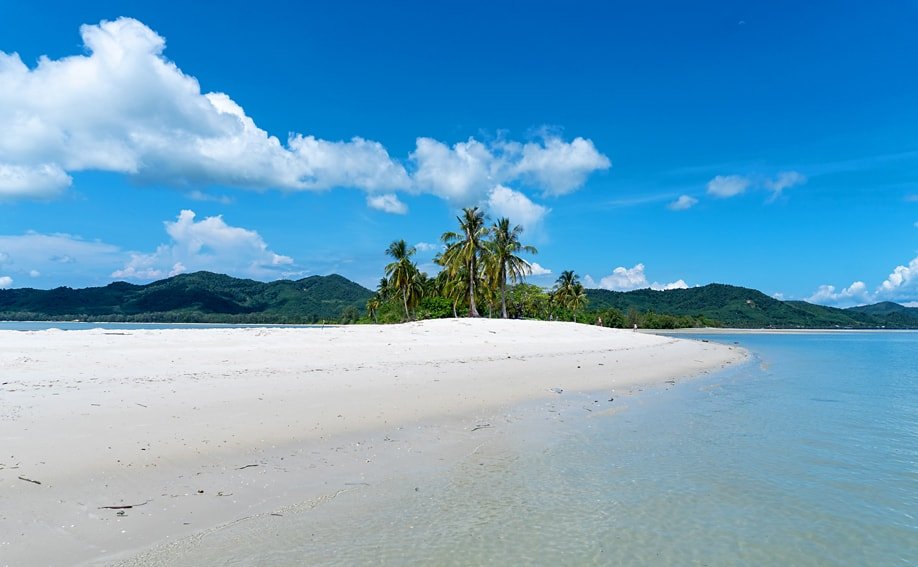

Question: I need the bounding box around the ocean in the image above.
[122,332,918,565]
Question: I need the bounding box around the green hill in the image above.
[1,275,914,328]
[0,271,373,323]
[584,284,918,328]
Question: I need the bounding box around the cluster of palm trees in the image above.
[369,207,539,321]
[367,207,592,323]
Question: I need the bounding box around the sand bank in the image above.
[0,319,744,566]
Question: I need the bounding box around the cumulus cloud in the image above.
[410,138,496,201]
[486,185,550,230]
[706,175,750,198]
[0,17,609,210]
[0,275,12,288]
[526,262,552,276]
[668,195,698,211]
[878,256,918,298]
[0,164,72,199]
[807,282,872,306]
[112,210,293,280]
[653,279,689,290]
[0,18,409,195]
[503,136,611,196]
[808,254,918,307]
[411,136,608,203]
[366,193,408,214]
[585,263,688,292]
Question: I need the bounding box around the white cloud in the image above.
[410,136,609,203]
[287,134,410,191]
[585,263,687,292]
[526,262,552,276]
[706,175,750,198]
[878,256,917,298]
[414,241,441,253]
[807,282,871,307]
[652,279,688,291]
[808,254,918,307]
[112,209,294,281]
[504,136,611,196]
[0,164,72,199]
[187,189,234,204]
[486,185,550,231]
[0,232,123,283]
[704,171,806,203]
[366,193,408,214]
[0,18,407,197]
[0,276,12,288]
[765,171,806,201]
[0,18,608,211]
[668,195,698,211]
[409,138,495,201]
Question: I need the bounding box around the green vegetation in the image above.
[1,216,915,329]
[0,271,372,324]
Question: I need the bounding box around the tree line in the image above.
[369,206,644,326]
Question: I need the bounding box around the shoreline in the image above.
[641,327,918,335]
[1,319,745,566]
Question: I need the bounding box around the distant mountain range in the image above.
[1,273,915,328]
[584,284,918,329]
[0,271,373,324]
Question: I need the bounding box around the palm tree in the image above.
[434,261,466,318]
[553,270,587,320]
[440,207,489,317]
[384,239,419,320]
[568,281,587,317]
[486,217,538,319]
[365,295,381,323]
[376,277,391,300]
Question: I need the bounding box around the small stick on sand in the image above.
[98,500,150,510]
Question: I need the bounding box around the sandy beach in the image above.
[0,319,744,566]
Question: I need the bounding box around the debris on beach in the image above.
[98,500,149,510]
[549,387,563,394]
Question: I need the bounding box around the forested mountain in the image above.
[1,275,914,328]
[584,284,918,329]
[0,271,373,323]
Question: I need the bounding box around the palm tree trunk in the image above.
[500,272,508,319]
[402,288,410,320]
[468,259,480,318]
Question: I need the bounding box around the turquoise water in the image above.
[123,332,917,565]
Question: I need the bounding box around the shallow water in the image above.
[123,332,918,565]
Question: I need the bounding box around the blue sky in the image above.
[0,1,916,306]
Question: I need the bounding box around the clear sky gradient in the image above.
[0,1,916,307]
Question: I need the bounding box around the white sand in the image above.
[0,319,744,566]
